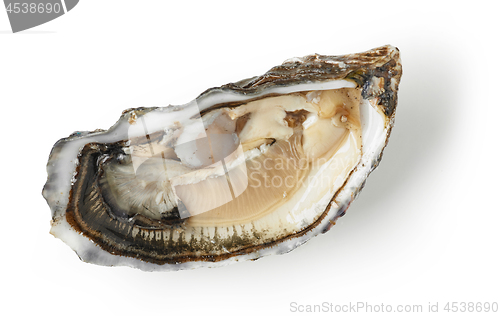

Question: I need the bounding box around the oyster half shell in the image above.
[43,45,402,271]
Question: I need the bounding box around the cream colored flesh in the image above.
[186,88,362,227]
[102,88,363,235]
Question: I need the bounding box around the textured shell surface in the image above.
[43,45,402,271]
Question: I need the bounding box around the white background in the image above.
[1,1,499,315]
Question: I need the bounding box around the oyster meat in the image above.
[43,45,402,271]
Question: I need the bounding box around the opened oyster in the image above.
[43,45,402,271]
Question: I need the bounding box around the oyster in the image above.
[43,45,402,271]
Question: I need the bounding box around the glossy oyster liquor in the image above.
[43,45,402,271]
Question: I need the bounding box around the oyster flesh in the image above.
[43,45,402,271]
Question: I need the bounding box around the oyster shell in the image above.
[43,45,402,271]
